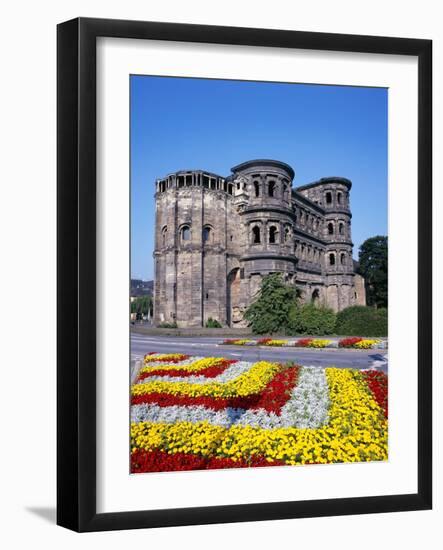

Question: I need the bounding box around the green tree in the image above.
[139,295,152,316]
[131,295,152,317]
[358,236,388,308]
[244,273,297,334]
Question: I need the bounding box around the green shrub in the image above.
[288,303,336,336]
[244,273,297,334]
[157,321,178,328]
[335,306,387,337]
[205,317,222,328]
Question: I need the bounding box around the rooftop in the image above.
[296,176,352,192]
[231,159,295,180]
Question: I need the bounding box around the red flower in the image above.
[143,353,190,363]
[257,338,273,345]
[249,367,300,413]
[362,370,388,417]
[131,365,301,414]
[296,338,313,347]
[130,449,288,473]
[137,359,236,381]
[338,337,363,348]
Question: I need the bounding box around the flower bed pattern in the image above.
[221,338,386,349]
[131,354,388,473]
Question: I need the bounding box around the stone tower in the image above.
[153,160,366,328]
[296,177,361,310]
[228,160,298,324]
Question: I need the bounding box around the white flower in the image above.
[136,361,253,385]
[131,366,330,430]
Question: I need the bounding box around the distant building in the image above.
[130,279,153,297]
[153,159,366,328]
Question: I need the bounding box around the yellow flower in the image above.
[354,339,380,349]
[133,361,281,398]
[307,339,332,348]
[131,362,388,466]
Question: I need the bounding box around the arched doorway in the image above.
[311,288,320,304]
[227,268,241,326]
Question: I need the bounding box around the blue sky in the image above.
[131,76,387,280]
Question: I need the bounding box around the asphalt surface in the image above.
[131,332,388,372]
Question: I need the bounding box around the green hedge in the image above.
[335,306,388,337]
[288,303,336,336]
[157,322,178,328]
[205,317,222,328]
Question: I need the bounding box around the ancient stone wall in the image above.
[153,161,366,326]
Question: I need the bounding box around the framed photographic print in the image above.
[57,17,432,532]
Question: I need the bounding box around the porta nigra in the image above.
[153,159,366,327]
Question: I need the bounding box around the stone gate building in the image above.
[153,159,366,328]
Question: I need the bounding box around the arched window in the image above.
[268,180,276,197]
[328,222,334,235]
[181,225,191,241]
[339,222,344,235]
[329,253,335,266]
[340,252,346,265]
[326,191,332,204]
[252,226,261,244]
[311,289,320,303]
[337,191,342,205]
[202,226,212,243]
[254,181,260,197]
[269,225,278,244]
[161,226,167,247]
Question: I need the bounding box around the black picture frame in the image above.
[57,17,432,532]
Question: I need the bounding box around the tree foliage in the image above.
[358,236,388,308]
[244,274,336,335]
[289,302,336,335]
[335,306,387,337]
[131,295,152,316]
[244,273,297,334]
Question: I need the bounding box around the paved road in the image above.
[131,332,388,372]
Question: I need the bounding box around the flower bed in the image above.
[338,337,363,348]
[353,339,381,349]
[221,338,385,349]
[130,353,388,473]
[222,339,256,346]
